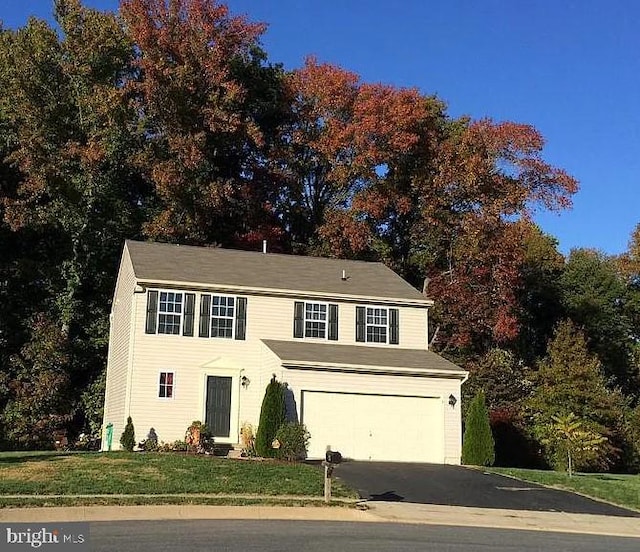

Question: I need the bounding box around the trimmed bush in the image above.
[120,416,136,452]
[462,391,495,466]
[140,427,159,452]
[275,422,310,461]
[255,375,286,457]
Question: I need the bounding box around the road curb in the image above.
[0,505,376,524]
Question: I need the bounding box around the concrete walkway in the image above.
[1,502,639,539]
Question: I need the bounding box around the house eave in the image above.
[280,360,468,379]
[134,278,434,308]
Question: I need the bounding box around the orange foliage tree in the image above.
[121,0,287,247]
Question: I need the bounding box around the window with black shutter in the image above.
[293,301,304,338]
[145,290,158,334]
[328,304,339,340]
[183,293,195,336]
[199,294,211,337]
[356,306,400,345]
[235,297,247,340]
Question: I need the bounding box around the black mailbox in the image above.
[325,450,342,465]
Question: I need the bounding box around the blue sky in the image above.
[3,0,638,255]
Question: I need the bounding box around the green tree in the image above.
[560,249,636,394]
[545,413,607,476]
[120,416,135,452]
[255,376,286,457]
[0,0,147,446]
[515,223,565,364]
[526,320,628,471]
[462,391,495,466]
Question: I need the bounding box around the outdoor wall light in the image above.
[241,375,250,389]
[448,394,457,408]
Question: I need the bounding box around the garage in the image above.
[301,390,445,463]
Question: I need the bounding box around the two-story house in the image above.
[102,240,468,463]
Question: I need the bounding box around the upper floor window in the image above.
[158,371,174,398]
[305,302,327,338]
[356,306,399,345]
[211,295,235,338]
[145,290,195,336]
[158,291,182,334]
[294,301,338,340]
[199,294,247,340]
[366,307,387,343]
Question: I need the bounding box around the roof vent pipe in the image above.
[262,240,267,254]
[341,269,347,281]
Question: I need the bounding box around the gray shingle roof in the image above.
[125,240,427,302]
[262,339,466,376]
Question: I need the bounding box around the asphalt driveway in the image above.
[335,462,639,517]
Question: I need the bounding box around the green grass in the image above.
[487,467,640,512]
[0,452,357,502]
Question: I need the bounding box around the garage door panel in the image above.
[302,391,444,463]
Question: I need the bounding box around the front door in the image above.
[205,376,232,438]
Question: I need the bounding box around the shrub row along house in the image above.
[102,240,468,463]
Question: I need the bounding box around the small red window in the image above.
[159,372,174,398]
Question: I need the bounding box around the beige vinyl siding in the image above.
[102,248,136,450]
[127,291,276,444]
[113,279,454,451]
[280,367,463,464]
[125,291,430,443]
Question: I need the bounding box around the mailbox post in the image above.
[322,450,342,503]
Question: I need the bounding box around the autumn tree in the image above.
[121,0,288,247]
[272,56,431,253]
[310,102,579,353]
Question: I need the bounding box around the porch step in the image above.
[226,447,244,459]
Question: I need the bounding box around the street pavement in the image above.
[86,520,640,552]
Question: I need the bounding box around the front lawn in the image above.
[488,467,640,512]
[0,452,356,503]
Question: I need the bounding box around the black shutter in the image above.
[183,293,195,336]
[199,294,211,337]
[328,304,339,341]
[235,297,247,340]
[389,308,399,344]
[293,301,304,338]
[355,306,366,342]
[145,290,158,334]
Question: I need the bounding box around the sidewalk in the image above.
[365,502,640,538]
[1,502,639,538]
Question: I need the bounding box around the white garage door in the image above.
[302,391,444,463]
